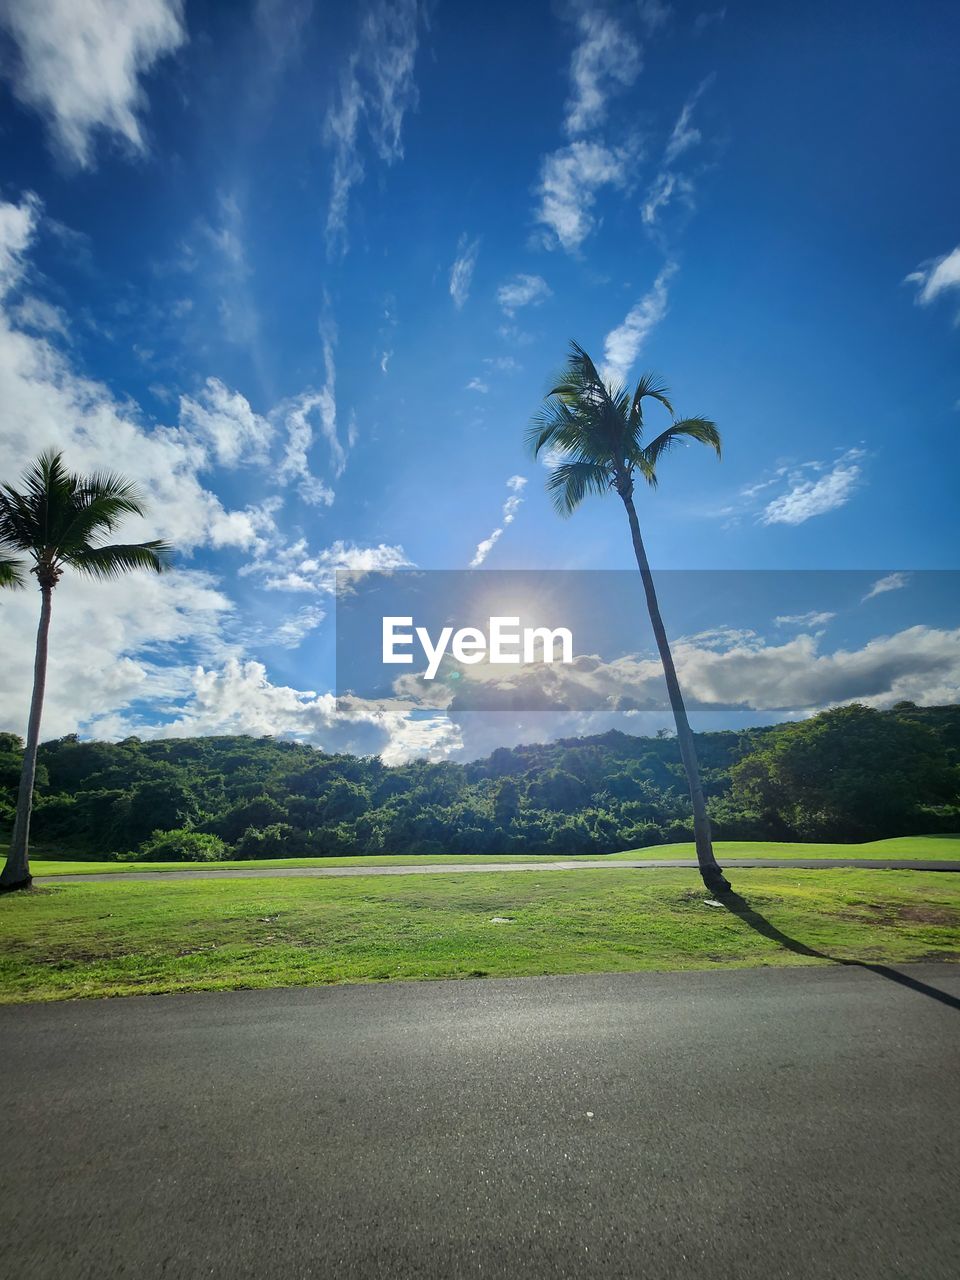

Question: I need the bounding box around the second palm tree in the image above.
[530,342,731,896]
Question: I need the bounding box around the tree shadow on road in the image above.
[719,889,960,1013]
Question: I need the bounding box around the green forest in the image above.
[2,702,957,862]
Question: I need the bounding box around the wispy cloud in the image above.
[243,538,412,594]
[466,377,488,394]
[638,1,673,34]
[470,475,527,567]
[535,140,630,253]
[497,273,552,315]
[601,261,677,385]
[179,378,273,468]
[693,8,726,36]
[759,449,866,526]
[0,0,185,169]
[664,75,713,162]
[564,6,641,136]
[449,234,481,309]
[862,572,910,603]
[905,245,960,316]
[643,75,714,227]
[275,325,346,506]
[324,0,423,257]
[775,611,836,628]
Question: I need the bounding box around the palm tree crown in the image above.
[0,449,172,587]
[528,341,721,511]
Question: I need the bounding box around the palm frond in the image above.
[63,540,174,581]
[636,417,722,487]
[0,552,26,589]
[544,460,612,516]
[628,373,674,433]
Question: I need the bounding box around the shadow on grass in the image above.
[720,890,960,1013]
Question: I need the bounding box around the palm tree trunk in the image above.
[621,494,731,896]
[0,584,53,892]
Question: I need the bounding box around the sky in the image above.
[0,0,958,762]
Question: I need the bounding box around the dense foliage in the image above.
[1,702,957,860]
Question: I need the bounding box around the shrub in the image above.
[136,829,228,862]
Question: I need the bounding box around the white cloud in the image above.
[774,611,836,628]
[268,605,327,649]
[497,273,552,316]
[179,378,273,469]
[642,77,713,226]
[274,326,347,505]
[12,295,70,337]
[466,378,488,394]
[535,140,629,253]
[0,193,40,293]
[484,355,521,373]
[243,538,412,594]
[470,475,527,567]
[324,0,422,256]
[449,234,480,309]
[0,569,233,742]
[0,0,186,168]
[564,7,641,136]
[905,246,960,307]
[760,449,865,526]
[862,572,910,603]
[601,260,677,385]
[664,76,712,163]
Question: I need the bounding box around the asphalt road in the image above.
[1,965,958,1279]
[35,856,960,882]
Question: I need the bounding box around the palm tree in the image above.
[0,451,172,892]
[529,342,731,896]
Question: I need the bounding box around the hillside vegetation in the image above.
[2,702,958,861]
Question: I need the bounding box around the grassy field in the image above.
[1,866,957,1003]
[26,834,960,877]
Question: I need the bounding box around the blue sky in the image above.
[0,0,958,760]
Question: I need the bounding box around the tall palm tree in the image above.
[0,451,172,892]
[529,342,731,896]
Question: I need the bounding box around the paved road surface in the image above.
[36,856,960,882]
[1,965,958,1278]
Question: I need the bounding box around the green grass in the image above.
[1,867,957,1003]
[27,834,960,877]
[609,834,960,861]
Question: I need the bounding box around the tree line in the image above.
[1,701,956,862]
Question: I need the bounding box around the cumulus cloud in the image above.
[497,273,552,316]
[469,475,527,568]
[449,234,480,309]
[325,0,423,256]
[862,572,910,603]
[0,191,383,753]
[0,569,233,741]
[0,0,186,168]
[601,261,676,385]
[535,140,629,253]
[564,6,641,135]
[759,449,865,526]
[905,245,960,309]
